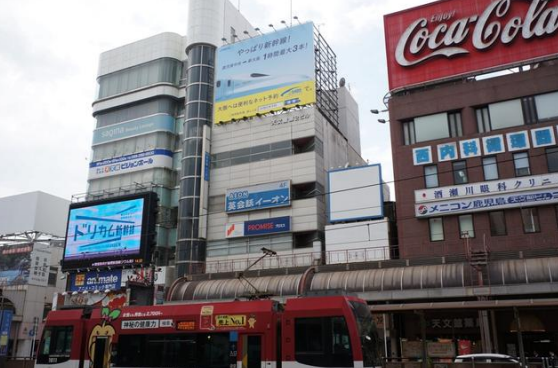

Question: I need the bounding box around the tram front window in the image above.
[349,301,380,367]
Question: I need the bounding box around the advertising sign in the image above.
[92,115,175,146]
[0,245,32,287]
[215,315,246,328]
[0,310,13,356]
[89,149,173,180]
[225,216,291,238]
[384,0,558,91]
[69,270,123,292]
[226,180,290,213]
[215,22,316,123]
[328,164,384,223]
[62,192,158,271]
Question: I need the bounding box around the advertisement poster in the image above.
[226,180,290,213]
[215,22,316,123]
[64,198,144,262]
[0,245,32,286]
[0,310,13,356]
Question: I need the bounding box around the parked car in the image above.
[455,354,520,364]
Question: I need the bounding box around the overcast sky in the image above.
[0,0,429,201]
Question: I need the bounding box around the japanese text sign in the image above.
[226,180,290,213]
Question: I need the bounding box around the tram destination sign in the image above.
[384,0,558,91]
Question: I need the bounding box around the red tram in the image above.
[35,295,379,368]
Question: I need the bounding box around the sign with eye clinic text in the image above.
[384,0,558,91]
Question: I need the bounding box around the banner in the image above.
[69,270,123,292]
[225,216,291,238]
[88,149,173,179]
[215,22,316,123]
[0,310,13,356]
[226,180,290,213]
[92,115,175,146]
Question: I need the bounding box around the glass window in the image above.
[448,112,463,137]
[458,214,475,238]
[402,121,415,145]
[295,317,353,368]
[476,107,491,133]
[513,152,530,177]
[414,113,450,143]
[488,99,524,130]
[349,302,379,367]
[424,165,438,188]
[535,91,558,121]
[547,147,558,173]
[482,156,499,180]
[489,211,507,236]
[429,218,444,241]
[37,326,73,364]
[453,161,468,184]
[521,208,540,233]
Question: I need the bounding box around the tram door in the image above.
[242,335,262,368]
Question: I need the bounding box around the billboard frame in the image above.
[61,191,158,272]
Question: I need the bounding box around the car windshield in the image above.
[349,301,380,367]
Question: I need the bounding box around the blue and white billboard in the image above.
[65,198,144,262]
[225,216,291,238]
[92,115,175,146]
[69,270,122,292]
[215,22,316,123]
[226,180,290,213]
[89,149,173,179]
[0,310,13,356]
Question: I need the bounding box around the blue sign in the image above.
[204,153,211,181]
[89,149,173,179]
[0,310,13,356]
[244,216,291,236]
[437,142,458,161]
[92,115,175,146]
[460,138,481,158]
[482,135,505,154]
[413,147,432,165]
[69,270,123,292]
[531,127,556,148]
[226,180,290,213]
[507,131,530,151]
[64,198,144,262]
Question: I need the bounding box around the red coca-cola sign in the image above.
[384,0,558,91]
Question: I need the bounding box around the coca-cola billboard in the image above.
[384,0,558,91]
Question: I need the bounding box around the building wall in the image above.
[389,64,558,258]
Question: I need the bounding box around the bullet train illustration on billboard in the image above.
[215,72,313,101]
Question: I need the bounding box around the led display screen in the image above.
[62,192,157,271]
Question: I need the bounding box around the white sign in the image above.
[121,319,160,329]
[416,186,558,217]
[89,149,173,179]
[225,222,245,238]
[415,172,558,203]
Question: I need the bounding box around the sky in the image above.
[0,0,430,201]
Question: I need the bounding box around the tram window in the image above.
[116,333,229,368]
[295,317,353,367]
[37,326,73,364]
[349,301,380,368]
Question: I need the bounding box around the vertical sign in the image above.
[0,310,13,356]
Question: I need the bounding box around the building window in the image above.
[458,215,475,238]
[488,99,525,130]
[521,208,540,233]
[534,91,558,121]
[547,147,558,173]
[482,156,499,181]
[489,211,507,236]
[429,218,444,242]
[513,152,531,177]
[453,161,468,184]
[424,165,438,188]
[230,27,236,43]
[402,112,462,145]
[476,106,491,133]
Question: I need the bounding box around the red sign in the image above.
[384,0,558,91]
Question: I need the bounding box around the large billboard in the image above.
[328,164,384,223]
[384,0,558,91]
[88,149,173,180]
[0,243,51,287]
[62,192,158,271]
[225,216,291,238]
[226,180,291,213]
[214,22,316,123]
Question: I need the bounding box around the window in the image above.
[295,317,353,368]
[489,211,507,236]
[458,215,475,238]
[349,302,379,367]
[547,147,558,173]
[535,91,558,121]
[211,140,299,169]
[513,152,530,176]
[424,165,438,188]
[521,208,540,233]
[402,112,462,145]
[453,161,468,184]
[482,157,499,180]
[476,106,491,133]
[37,326,73,364]
[488,99,524,130]
[429,218,444,241]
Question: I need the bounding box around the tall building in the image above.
[86,0,367,279]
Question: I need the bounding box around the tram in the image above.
[35,294,379,368]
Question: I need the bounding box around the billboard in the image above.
[225,216,291,238]
[0,245,32,286]
[92,115,175,146]
[0,310,13,356]
[62,192,158,271]
[328,164,384,223]
[384,0,558,91]
[89,149,173,180]
[215,22,316,123]
[69,269,123,292]
[226,180,290,213]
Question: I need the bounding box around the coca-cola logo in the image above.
[396,0,558,67]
